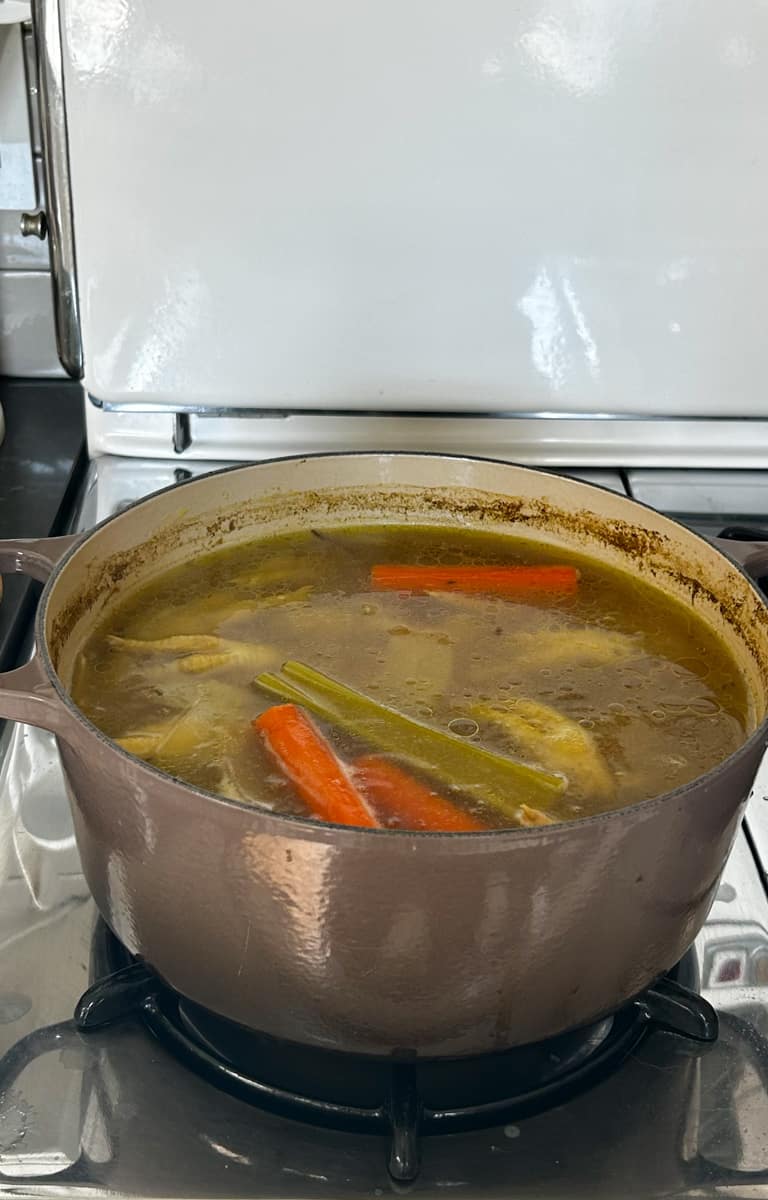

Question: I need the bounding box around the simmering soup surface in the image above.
[71,525,748,831]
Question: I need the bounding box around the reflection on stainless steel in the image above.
[30,0,83,378]
[1,462,768,1197]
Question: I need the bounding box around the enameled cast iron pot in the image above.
[2,454,768,1058]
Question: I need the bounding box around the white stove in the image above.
[3,0,768,1192]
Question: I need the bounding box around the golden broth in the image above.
[71,525,748,829]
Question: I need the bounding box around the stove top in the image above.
[2,456,768,1199]
[66,925,722,1185]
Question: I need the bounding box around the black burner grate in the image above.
[74,925,718,1183]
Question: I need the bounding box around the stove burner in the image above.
[74,925,718,1183]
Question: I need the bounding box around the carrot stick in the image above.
[354,755,488,833]
[370,564,579,596]
[252,704,379,829]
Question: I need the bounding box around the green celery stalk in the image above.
[254,661,563,821]
[255,671,342,721]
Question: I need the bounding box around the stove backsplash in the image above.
[49,1,768,445]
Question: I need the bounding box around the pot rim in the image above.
[36,450,768,840]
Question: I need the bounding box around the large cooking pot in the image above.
[2,454,768,1058]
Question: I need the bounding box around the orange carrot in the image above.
[370,564,579,597]
[253,704,379,829]
[354,754,487,833]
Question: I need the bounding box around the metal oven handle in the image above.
[30,0,83,379]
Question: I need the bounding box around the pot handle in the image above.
[709,530,768,582]
[0,534,82,733]
[710,535,768,580]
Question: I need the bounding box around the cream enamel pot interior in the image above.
[2,454,768,1058]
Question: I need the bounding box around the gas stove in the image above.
[2,457,768,1199]
[6,0,768,1189]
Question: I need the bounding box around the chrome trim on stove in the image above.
[85,396,768,422]
[30,0,82,379]
[85,401,768,469]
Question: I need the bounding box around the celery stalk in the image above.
[256,671,331,713]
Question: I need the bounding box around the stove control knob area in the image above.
[19,210,47,239]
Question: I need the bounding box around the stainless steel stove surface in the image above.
[2,457,768,1200]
